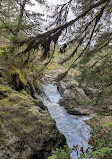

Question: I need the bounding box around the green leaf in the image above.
[102,122,112,127]
[92,150,100,157]
[101,147,110,152]
[47,155,57,159]
[110,8,112,11]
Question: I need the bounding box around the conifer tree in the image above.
[0,0,112,79]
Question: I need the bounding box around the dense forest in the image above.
[0,0,112,159]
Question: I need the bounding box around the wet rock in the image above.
[33,99,46,110]
[41,69,66,84]
[57,82,66,95]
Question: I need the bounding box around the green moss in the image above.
[0,62,44,97]
[29,107,41,116]
[10,67,27,85]
[0,84,14,93]
[0,91,32,143]
[20,90,28,96]
[0,84,17,99]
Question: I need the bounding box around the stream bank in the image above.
[0,66,66,159]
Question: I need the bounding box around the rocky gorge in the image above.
[0,65,112,159]
[43,67,102,116]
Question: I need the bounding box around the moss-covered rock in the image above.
[58,82,93,115]
[0,64,44,99]
[0,86,66,159]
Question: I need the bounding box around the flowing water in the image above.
[43,84,91,159]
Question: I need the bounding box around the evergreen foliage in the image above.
[0,1,112,159]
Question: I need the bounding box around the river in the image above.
[43,84,91,159]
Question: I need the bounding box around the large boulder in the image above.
[58,82,94,115]
[0,85,66,159]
